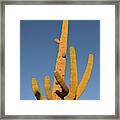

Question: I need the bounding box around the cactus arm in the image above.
[54,71,69,99]
[32,78,45,100]
[44,76,52,100]
[76,54,94,99]
[65,46,78,100]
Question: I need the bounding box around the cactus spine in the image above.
[32,20,94,100]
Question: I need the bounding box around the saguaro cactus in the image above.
[32,20,94,100]
[52,20,68,99]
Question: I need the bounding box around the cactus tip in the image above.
[70,46,74,49]
[70,46,76,52]
[32,78,37,84]
[44,76,50,79]
[88,53,94,61]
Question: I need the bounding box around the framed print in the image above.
[0,0,119,119]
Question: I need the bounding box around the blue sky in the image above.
[20,20,100,100]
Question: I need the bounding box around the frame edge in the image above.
[0,0,120,119]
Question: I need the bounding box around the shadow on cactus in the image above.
[32,20,94,100]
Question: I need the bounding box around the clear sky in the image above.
[20,20,100,100]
